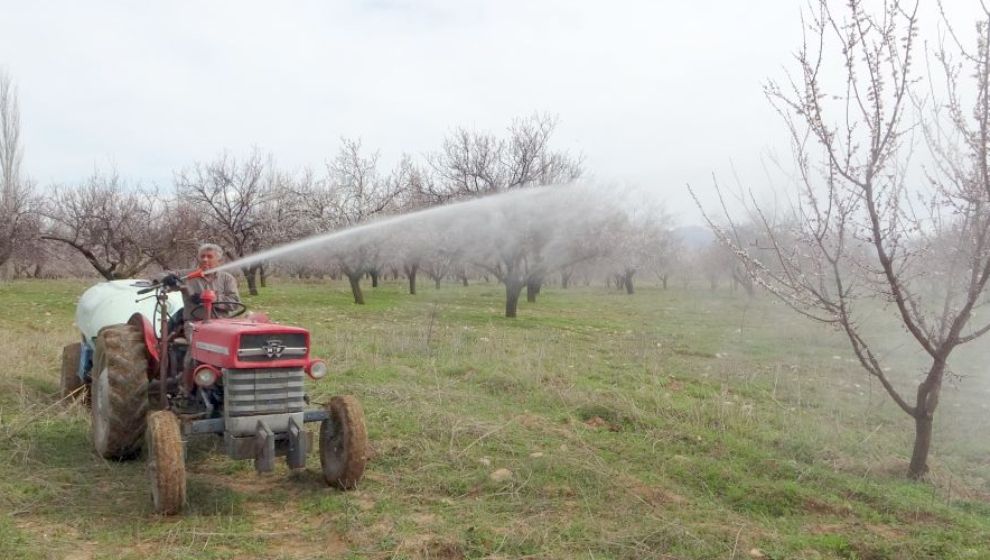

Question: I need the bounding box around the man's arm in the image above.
[222,272,241,303]
[211,272,242,317]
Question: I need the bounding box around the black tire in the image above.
[60,342,84,400]
[320,395,369,489]
[91,324,149,460]
[147,410,186,515]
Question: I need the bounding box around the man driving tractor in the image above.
[160,243,243,374]
[163,243,242,323]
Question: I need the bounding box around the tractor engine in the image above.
[187,319,328,467]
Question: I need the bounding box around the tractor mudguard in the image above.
[127,312,160,374]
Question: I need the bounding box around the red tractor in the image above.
[64,273,368,514]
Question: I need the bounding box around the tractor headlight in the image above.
[307,359,328,380]
[193,365,220,387]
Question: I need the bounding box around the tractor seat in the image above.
[169,308,185,335]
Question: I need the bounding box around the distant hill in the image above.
[672,225,715,249]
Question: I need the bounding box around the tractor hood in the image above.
[189,320,312,369]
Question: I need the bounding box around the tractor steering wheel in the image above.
[188,301,248,321]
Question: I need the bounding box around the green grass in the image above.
[1,278,989,559]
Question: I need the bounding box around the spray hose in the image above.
[136,268,208,295]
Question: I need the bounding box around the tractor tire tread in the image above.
[91,323,149,460]
[60,342,84,400]
[147,410,186,515]
[320,395,368,490]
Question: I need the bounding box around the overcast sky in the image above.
[2,1,974,226]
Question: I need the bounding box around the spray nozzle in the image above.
[185,268,206,281]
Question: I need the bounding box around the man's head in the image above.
[197,243,224,271]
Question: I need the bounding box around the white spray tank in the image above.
[76,280,184,343]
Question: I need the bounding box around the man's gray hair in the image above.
[197,243,224,259]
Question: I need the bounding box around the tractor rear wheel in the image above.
[320,395,368,489]
[60,342,84,400]
[147,410,186,515]
[91,324,149,460]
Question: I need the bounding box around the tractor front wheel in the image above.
[320,395,368,489]
[59,342,84,400]
[147,410,186,515]
[91,324,149,460]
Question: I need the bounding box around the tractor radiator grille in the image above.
[223,367,306,416]
[238,333,308,362]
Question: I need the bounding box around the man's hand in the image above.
[162,273,181,288]
[189,293,202,305]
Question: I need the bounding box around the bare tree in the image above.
[292,139,404,304]
[391,156,436,294]
[333,139,405,302]
[175,150,272,295]
[143,198,205,270]
[7,211,45,278]
[695,243,728,291]
[254,166,308,287]
[42,170,156,280]
[697,0,990,479]
[601,199,675,295]
[427,114,583,202]
[428,114,584,316]
[466,187,613,317]
[646,232,682,289]
[0,70,35,272]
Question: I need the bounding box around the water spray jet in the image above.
[215,184,595,275]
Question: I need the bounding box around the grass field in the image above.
[1,278,989,559]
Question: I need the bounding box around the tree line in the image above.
[0,79,737,317]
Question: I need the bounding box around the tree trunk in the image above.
[370,270,380,288]
[259,264,267,288]
[908,361,945,479]
[461,274,469,287]
[622,271,635,295]
[346,272,365,305]
[434,276,442,289]
[505,280,523,318]
[662,274,668,290]
[908,415,934,480]
[561,271,571,289]
[242,266,259,296]
[526,277,542,303]
[405,263,419,295]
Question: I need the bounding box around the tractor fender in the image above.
[127,312,160,372]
